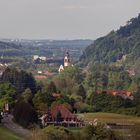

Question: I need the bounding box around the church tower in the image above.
[64,51,70,67]
[58,51,72,73]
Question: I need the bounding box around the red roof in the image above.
[51,105,75,119]
[34,75,47,79]
[98,90,132,97]
[52,93,61,97]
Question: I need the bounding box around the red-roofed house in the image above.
[97,90,133,100]
[40,104,83,127]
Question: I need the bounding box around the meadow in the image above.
[80,112,140,125]
[0,125,24,140]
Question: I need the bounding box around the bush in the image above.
[43,126,75,140]
[81,124,118,140]
[13,98,38,128]
[74,102,93,113]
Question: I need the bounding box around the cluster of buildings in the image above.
[33,55,47,61]
[34,51,73,80]
[34,70,56,80]
[33,55,63,66]
[97,90,133,100]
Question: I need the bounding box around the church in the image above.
[58,51,72,73]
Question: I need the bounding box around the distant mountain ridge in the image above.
[0,41,24,57]
[0,39,93,59]
[0,39,93,48]
[0,41,21,49]
[80,14,140,69]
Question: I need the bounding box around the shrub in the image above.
[13,98,38,128]
[43,126,75,140]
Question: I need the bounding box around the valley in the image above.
[0,13,140,140]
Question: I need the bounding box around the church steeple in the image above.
[64,51,70,67]
[58,51,72,73]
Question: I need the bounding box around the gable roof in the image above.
[51,105,75,119]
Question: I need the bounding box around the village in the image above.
[0,51,135,131]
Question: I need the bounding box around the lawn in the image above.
[0,125,24,140]
[79,112,140,125]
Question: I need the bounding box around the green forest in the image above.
[80,14,140,72]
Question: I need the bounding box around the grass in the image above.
[0,125,24,140]
[68,127,81,132]
[80,112,140,125]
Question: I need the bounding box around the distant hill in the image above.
[80,14,140,69]
[0,39,93,49]
[0,41,24,57]
[0,39,93,61]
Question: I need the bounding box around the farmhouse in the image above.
[40,104,83,127]
[98,90,133,100]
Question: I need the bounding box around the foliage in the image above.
[84,65,133,92]
[133,87,140,116]
[90,92,133,113]
[13,98,38,128]
[0,82,16,108]
[33,91,55,113]
[74,102,92,113]
[53,66,82,95]
[47,81,57,94]
[0,126,24,140]
[1,67,36,93]
[76,84,86,102]
[82,124,117,140]
[80,14,140,69]
[42,125,75,140]
[31,125,119,140]
[22,88,33,103]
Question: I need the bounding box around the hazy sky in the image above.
[0,0,140,40]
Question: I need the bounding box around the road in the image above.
[2,114,31,139]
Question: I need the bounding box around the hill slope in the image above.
[0,41,24,57]
[80,14,140,69]
[0,125,24,140]
[0,39,93,59]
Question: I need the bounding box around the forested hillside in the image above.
[0,39,92,65]
[0,41,24,57]
[80,14,140,69]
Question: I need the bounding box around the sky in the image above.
[0,0,140,40]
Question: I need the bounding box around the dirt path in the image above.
[2,114,32,139]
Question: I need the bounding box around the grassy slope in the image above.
[80,112,140,125]
[0,125,24,140]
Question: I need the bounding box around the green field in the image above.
[80,112,140,125]
[0,125,24,140]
